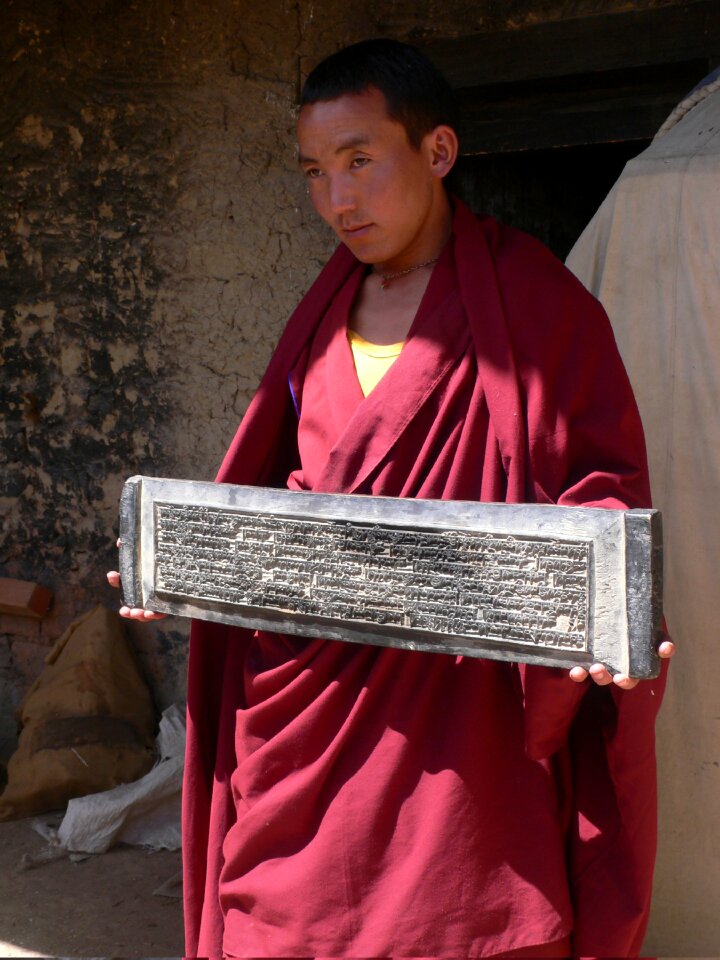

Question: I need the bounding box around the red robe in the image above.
[182,199,667,958]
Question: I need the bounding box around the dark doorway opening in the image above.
[417,1,719,260]
[453,139,650,261]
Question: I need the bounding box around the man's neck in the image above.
[350,265,437,344]
[351,196,453,344]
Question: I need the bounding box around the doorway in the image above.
[453,139,649,260]
[419,1,719,259]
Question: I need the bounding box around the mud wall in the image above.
[0,0,705,952]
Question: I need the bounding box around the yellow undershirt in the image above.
[347,329,405,397]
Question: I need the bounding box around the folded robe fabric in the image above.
[182,199,668,958]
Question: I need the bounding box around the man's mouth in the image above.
[341,223,373,237]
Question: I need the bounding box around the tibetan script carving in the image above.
[154,504,589,651]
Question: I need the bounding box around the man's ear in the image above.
[426,125,459,179]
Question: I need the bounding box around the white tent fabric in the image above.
[566,80,720,954]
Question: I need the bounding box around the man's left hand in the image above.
[569,639,676,689]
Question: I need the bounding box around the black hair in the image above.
[300,38,457,150]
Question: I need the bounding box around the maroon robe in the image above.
[183,199,667,958]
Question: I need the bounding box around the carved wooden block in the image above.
[119,477,663,678]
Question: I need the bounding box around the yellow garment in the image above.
[347,329,404,397]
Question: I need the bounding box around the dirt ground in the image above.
[0,819,711,960]
[0,817,183,958]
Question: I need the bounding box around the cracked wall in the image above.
[0,0,344,737]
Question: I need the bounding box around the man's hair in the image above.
[300,38,457,150]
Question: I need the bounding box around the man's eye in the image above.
[350,157,370,169]
[305,167,322,180]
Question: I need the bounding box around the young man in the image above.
[113,39,672,958]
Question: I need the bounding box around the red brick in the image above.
[0,578,53,618]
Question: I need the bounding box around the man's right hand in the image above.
[107,539,167,621]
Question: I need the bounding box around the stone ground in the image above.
[0,818,183,958]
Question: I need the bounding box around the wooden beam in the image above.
[457,70,703,154]
[419,2,720,89]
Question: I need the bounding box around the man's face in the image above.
[297,87,444,270]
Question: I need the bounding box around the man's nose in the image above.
[328,174,356,214]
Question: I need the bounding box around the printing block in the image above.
[119,476,663,678]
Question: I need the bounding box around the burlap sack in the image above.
[0,605,156,820]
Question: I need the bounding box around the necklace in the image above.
[376,257,439,290]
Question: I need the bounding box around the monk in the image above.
[109,39,674,958]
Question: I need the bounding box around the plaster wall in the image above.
[0,0,709,953]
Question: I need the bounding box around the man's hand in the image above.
[107,538,167,621]
[568,639,675,689]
